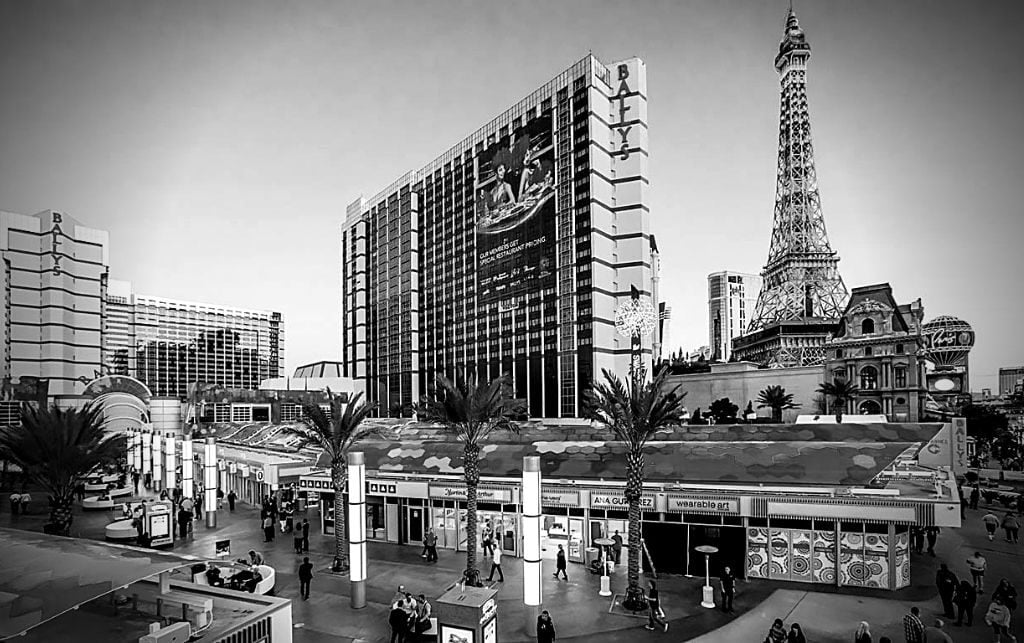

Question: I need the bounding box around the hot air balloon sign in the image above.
[921,315,974,370]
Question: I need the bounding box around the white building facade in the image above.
[708,270,761,362]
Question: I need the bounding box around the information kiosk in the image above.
[145,500,174,547]
[436,584,499,643]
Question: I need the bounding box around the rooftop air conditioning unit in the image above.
[139,621,191,643]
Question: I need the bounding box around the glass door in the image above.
[405,505,424,544]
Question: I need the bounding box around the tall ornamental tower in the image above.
[732,7,849,367]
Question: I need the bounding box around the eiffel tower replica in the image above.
[732,6,849,368]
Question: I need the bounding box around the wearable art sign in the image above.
[475,110,556,305]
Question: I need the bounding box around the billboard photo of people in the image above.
[476,111,556,305]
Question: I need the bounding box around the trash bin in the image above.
[585,547,599,567]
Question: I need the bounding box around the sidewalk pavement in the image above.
[4,489,1023,642]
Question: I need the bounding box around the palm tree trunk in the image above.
[623,448,649,610]
[464,442,481,585]
[332,463,349,572]
[834,397,844,423]
[49,493,75,536]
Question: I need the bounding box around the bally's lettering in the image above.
[615,64,632,160]
[50,212,63,275]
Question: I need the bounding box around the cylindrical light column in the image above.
[141,429,152,482]
[204,438,217,528]
[133,430,143,472]
[152,433,163,490]
[182,437,194,501]
[349,452,367,609]
[165,433,176,496]
[523,456,542,636]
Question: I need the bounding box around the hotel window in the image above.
[861,318,875,335]
[860,366,878,390]
[894,367,907,388]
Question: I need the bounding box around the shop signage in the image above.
[228,462,237,474]
[952,417,967,473]
[300,477,334,492]
[590,492,654,510]
[614,64,633,160]
[429,484,513,503]
[667,495,739,514]
[540,490,580,507]
[238,464,250,477]
[255,469,265,482]
[367,480,397,495]
[480,598,497,625]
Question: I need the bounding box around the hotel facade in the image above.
[342,55,659,417]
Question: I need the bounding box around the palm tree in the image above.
[284,390,377,572]
[0,403,124,536]
[584,368,687,611]
[756,385,799,423]
[415,374,526,586]
[816,379,859,423]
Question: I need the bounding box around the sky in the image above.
[1,0,1023,392]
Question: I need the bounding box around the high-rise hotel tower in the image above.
[342,55,659,417]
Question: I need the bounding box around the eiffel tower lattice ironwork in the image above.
[734,7,849,368]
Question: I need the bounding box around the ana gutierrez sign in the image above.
[667,495,739,515]
[590,492,655,510]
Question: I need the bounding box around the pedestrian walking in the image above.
[985,597,1015,643]
[389,601,410,643]
[922,619,952,643]
[414,594,432,638]
[903,606,925,643]
[298,557,313,600]
[294,527,304,554]
[993,579,1018,611]
[911,527,925,554]
[75,482,86,502]
[263,515,275,542]
[177,508,190,539]
[936,564,959,619]
[19,492,30,515]
[487,543,504,582]
[482,520,495,557]
[553,544,568,580]
[854,621,872,643]
[216,488,224,510]
[967,551,988,593]
[763,617,785,643]
[984,511,1001,541]
[227,490,237,511]
[786,623,806,643]
[954,579,977,627]
[970,484,980,510]
[9,492,20,516]
[537,610,556,643]
[644,580,668,632]
[720,566,736,613]
[301,518,310,552]
[1002,512,1020,543]
[925,526,939,556]
[425,528,438,563]
[131,471,140,494]
[421,532,429,558]
[194,495,203,520]
[612,530,623,565]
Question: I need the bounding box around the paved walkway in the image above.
[3,489,1023,642]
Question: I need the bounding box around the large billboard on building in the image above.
[475,110,556,305]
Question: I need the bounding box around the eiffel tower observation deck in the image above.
[733,6,850,368]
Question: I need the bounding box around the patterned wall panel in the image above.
[812,530,836,584]
[894,531,910,589]
[790,530,813,582]
[769,529,790,578]
[747,527,769,579]
[839,531,865,587]
[839,531,893,588]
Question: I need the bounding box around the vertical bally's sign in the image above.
[49,212,64,275]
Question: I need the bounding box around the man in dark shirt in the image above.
[935,564,958,618]
[720,565,737,613]
[298,557,314,600]
[611,530,623,564]
[389,602,409,643]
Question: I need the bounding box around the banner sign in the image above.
[540,489,580,507]
[476,109,557,306]
[666,495,739,515]
[589,491,655,510]
[429,484,513,503]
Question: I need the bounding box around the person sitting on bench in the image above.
[205,563,224,587]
